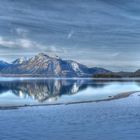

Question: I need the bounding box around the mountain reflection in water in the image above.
[0,79,140,107]
[0,80,102,102]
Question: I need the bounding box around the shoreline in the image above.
[0,77,140,81]
[0,91,139,110]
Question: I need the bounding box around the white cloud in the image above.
[0,37,15,48]
[0,36,43,49]
[0,36,66,55]
[15,28,29,37]
[109,52,120,57]
[18,39,37,48]
[67,30,74,39]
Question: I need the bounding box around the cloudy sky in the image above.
[0,0,140,71]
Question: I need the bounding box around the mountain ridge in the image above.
[0,53,140,78]
[0,53,111,77]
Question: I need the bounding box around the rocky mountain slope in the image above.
[0,53,110,77]
[0,61,9,70]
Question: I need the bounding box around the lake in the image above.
[0,78,140,140]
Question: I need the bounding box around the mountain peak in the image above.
[34,53,50,60]
[36,53,60,59]
[12,57,27,65]
[38,53,49,57]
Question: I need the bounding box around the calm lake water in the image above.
[0,78,140,140]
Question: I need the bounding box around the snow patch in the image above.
[71,62,79,71]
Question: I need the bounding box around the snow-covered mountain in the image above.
[0,53,110,77]
[12,57,27,65]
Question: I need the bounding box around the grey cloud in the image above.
[0,0,140,71]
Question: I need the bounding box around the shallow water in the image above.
[0,79,140,140]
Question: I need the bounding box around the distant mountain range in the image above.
[0,53,139,78]
[0,53,110,77]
